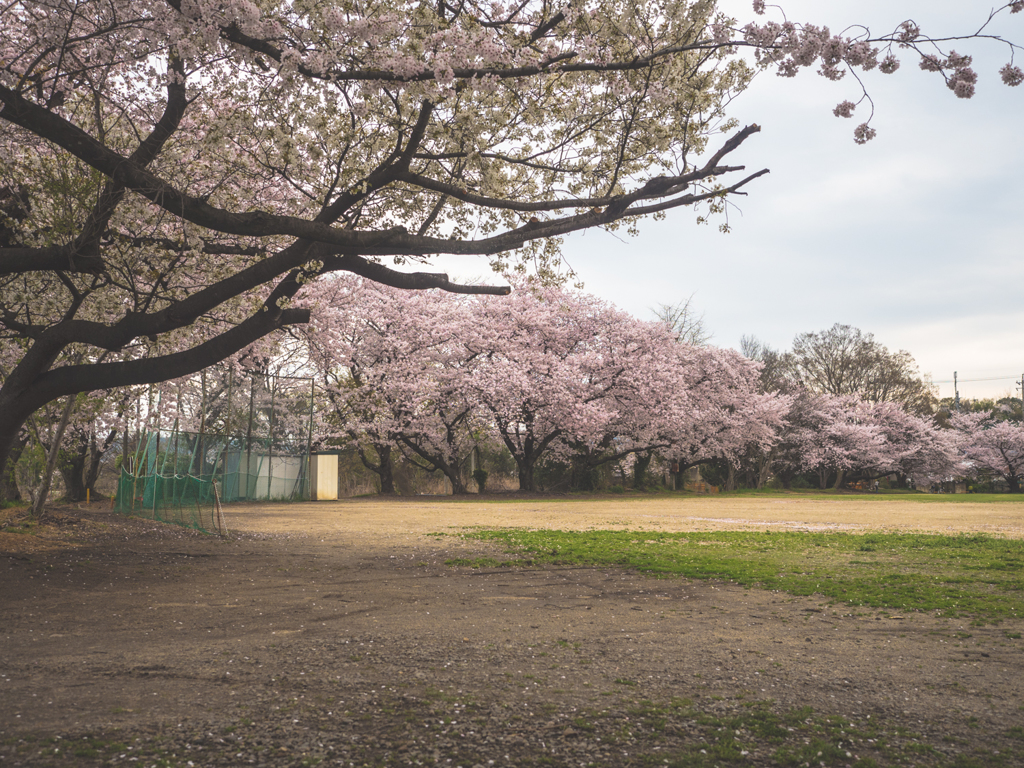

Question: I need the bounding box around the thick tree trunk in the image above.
[724,461,737,492]
[59,450,88,502]
[84,429,117,498]
[57,428,90,502]
[517,461,535,493]
[0,397,42,492]
[1007,474,1021,493]
[358,444,397,495]
[832,469,846,491]
[448,472,469,495]
[376,445,396,495]
[495,420,556,494]
[0,435,26,503]
[633,452,653,490]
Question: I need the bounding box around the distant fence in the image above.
[114,467,226,534]
[111,369,316,530]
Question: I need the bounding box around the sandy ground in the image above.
[224,494,1024,540]
[3,493,1024,768]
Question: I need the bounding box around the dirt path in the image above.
[225,494,1024,539]
[2,495,1023,767]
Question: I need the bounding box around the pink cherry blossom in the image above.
[853,123,877,144]
[833,100,856,118]
[1000,63,1024,86]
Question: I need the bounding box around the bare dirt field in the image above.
[2,494,1024,767]
[224,494,1024,540]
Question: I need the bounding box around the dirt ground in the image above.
[2,494,1024,767]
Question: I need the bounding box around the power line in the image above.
[931,375,1017,384]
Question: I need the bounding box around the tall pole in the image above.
[245,377,255,499]
[306,377,315,501]
[953,371,960,412]
[267,379,276,500]
[195,369,207,477]
[1019,373,1024,420]
[221,366,234,482]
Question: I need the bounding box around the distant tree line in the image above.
[5,293,1023,507]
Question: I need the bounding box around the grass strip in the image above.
[454,529,1024,623]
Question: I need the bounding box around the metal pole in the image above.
[220,366,234,484]
[953,371,959,412]
[306,377,315,500]
[244,378,255,499]
[194,369,207,477]
[154,428,161,517]
[267,379,276,500]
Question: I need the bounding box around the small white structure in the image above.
[311,453,339,500]
[221,450,306,500]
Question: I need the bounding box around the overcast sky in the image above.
[444,1,1024,401]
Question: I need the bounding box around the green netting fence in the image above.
[114,467,225,534]
[112,428,311,534]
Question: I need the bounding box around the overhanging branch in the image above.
[0,246,105,276]
[324,254,511,295]
[26,306,310,408]
[1,85,763,262]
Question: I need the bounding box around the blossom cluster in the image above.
[301,277,788,491]
[738,4,1022,141]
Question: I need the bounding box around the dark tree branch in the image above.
[68,56,188,261]
[323,254,512,294]
[4,305,310,429]
[1,86,762,259]
[0,245,105,276]
[0,85,406,248]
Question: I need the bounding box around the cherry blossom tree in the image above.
[305,276,486,494]
[303,278,401,494]
[2,0,1021,495]
[763,391,959,490]
[889,414,961,488]
[844,401,960,488]
[764,393,877,489]
[304,279,790,494]
[467,285,635,491]
[469,284,789,491]
[666,345,788,469]
[952,412,1024,493]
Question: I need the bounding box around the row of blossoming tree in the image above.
[4,279,1023,500]
[296,278,1024,494]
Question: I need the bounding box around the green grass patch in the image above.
[1,518,36,534]
[458,529,1024,622]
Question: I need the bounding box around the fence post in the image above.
[306,378,315,500]
[267,382,276,499]
[244,378,255,500]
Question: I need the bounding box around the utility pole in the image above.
[953,371,960,412]
[1017,373,1024,420]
